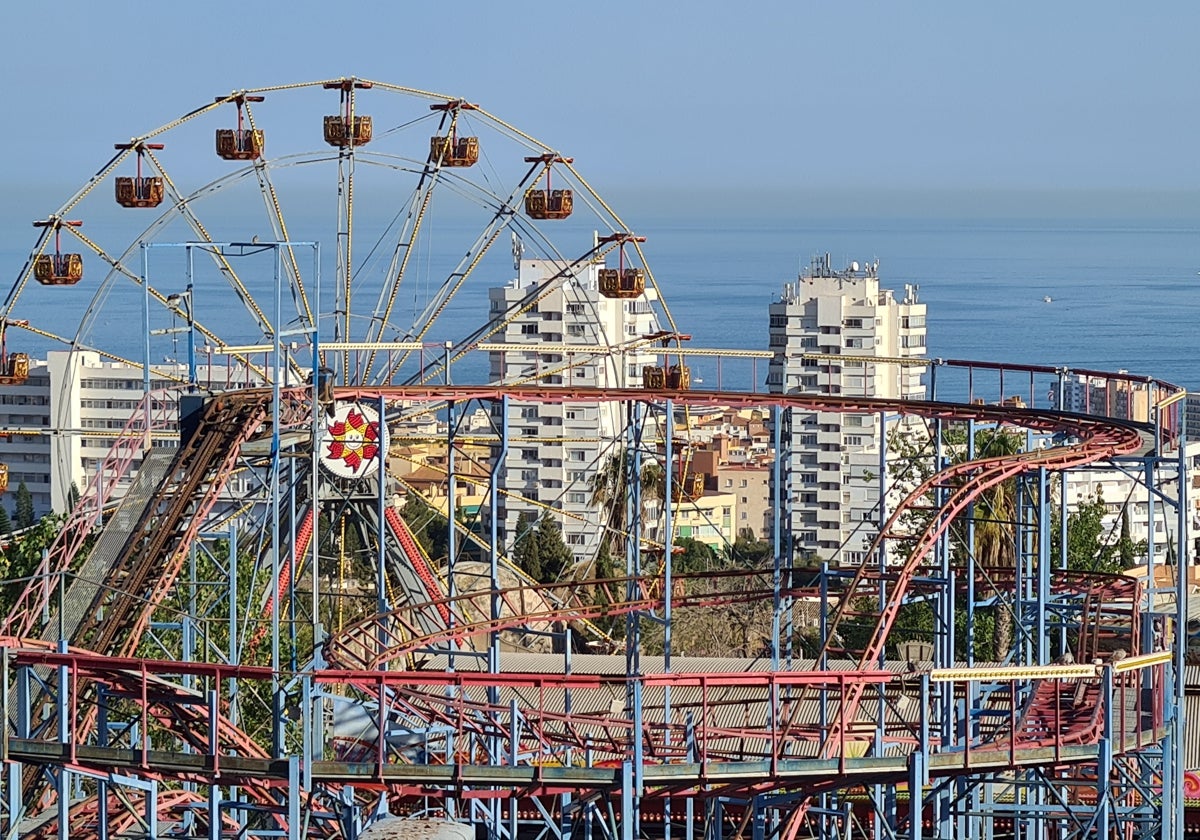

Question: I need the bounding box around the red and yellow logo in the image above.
[321,403,387,479]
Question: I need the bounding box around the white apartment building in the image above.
[1062,442,1200,569]
[1051,372,1153,423]
[487,256,661,564]
[0,351,265,518]
[767,254,927,564]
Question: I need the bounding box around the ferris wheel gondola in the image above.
[113,142,165,208]
[32,218,84,285]
[323,79,373,148]
[215,94,265,161]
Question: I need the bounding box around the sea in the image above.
[1,185,1197,398]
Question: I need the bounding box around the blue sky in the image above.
[2,1,1198,198]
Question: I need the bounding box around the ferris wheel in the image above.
[0,78,705,669]
[2,77,684,394]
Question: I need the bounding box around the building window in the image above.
[566,303,585,315]
[568,491,586,504]
[569,449,586,462]
[566,533,586,546]
[520,323,538,336]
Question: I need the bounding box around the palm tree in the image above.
[961,427,1024,660]
[589,449,665,565]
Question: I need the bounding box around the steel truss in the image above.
[0,362,1188,840]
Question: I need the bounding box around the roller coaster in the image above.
[0,78,1190,839]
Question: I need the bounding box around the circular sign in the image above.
[320,402,388,479]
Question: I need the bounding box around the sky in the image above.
[1,1,1198,203]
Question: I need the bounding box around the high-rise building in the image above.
[487,257,661,564]
[767,255,927,564]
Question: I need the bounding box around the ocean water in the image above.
[1,188,1197,395]
[623,204,1200,393]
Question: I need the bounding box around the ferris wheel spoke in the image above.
[359,110,468,382]
[144,148,277,341]
[0,225,54,315]
[362,176,438,384]
[243,100,316,333]
[396,200,531,369]
[56,146,131,220]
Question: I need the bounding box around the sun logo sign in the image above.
[320,402,388,479]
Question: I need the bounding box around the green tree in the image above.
[0,513,66,614]
[0,506,12,539]
[674,537,717,574]
[14,482,35,530]
[66,482,81,512]
[728,528,772,566]
[511,512,542,581]
[1051,493,1145,575]
[1117,510,1141,569]
[533,515,573,584]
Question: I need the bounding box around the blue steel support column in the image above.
[97,780,108,840]
[939,418,956,748]
[146,781,158,840]
[877,411,888,566]
[771,405,784,670]
[141,244,151,399]
[376,393,389,666]
[3,647,17,837]
[620,761,635,840]
[229,532,242,726]
[769,404,784,794]
[310,243,324,664]
[288,756,300,840]
[1096,666,1114,839]
[1036,468,1049,665]
[663,399,674,840]
[208,781,220,840]
[1171,422,1188,840]
[780,407,795,664]
[1146,458,1158,604]
[445,400,459,823]
[627,402,644,839]
[271,244,285,759]
[185,247,196,387]
[908,751,926,840]
[446,401,458,675]
[1058,469,1069,658]
[56,651,67,840]
[489,395,508,840]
